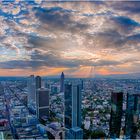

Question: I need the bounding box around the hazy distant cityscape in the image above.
[0,73,140,139]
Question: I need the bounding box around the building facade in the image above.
[36,88,49,119]
[35,76,42,89]
[69,127,83,139]
[27,75,36,105]
[60,72,65,92]
[125,93,140,139]
[64,83,72,129]
[72,84,82,127]
[109,91,123,138]
[64,83,82,129]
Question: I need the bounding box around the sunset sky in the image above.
[0,1,140,77]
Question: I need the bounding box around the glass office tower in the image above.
[109,91,123,138]
[125,93,140,139]
[64,83,72,129]
[64,83,82,128]
[35,76,42,89]
[36,88,50,119]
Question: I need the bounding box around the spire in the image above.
[61,72,64,78]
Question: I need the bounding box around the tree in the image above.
[83,129,92,139]
[82,108,88,118]
[91,130,106,139]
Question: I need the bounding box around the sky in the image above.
[0,0,140,77]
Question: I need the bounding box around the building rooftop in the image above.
[70,127,83,132]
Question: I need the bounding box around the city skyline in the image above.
[0,71,140,139]
[0,1,140,77]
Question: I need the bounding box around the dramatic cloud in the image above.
[0,1,140,76]
[110,1,140,14]
[35,7,89,32]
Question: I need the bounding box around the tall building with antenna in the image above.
[60,72,65,92]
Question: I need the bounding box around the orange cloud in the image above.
[96,67,127,75]
[0,67,69,77]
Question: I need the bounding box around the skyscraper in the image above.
[60,72,65,92]
[64,83,72,129]
[0,82,4,95]
[64,83,82,129]
[125,93,140,139]
[36,88,49,119]
[35,76,42,112]
[35,76,42,89]
[109,91,123,138]
[72,83,82,127]
[27,75,36,105]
